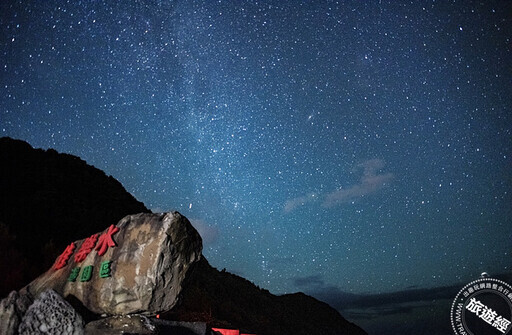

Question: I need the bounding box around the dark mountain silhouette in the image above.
[0,137,149,297]
[0,137,367,334]
[167,256,367,335]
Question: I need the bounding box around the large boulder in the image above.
[18,289,84,335]
[21,211,202,316]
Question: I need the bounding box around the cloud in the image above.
[284,193,318,213]
[189,219,219,246]
[322,159,393,208]
[283,159,393,213]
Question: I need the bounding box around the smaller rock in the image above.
[18,289,84,335]
[0,290,32,335]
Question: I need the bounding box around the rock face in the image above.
[22,212,202,316]
[18,289,84,335]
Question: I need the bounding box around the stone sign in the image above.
[21,211,202,316]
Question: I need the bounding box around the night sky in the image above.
[1,0,511,300]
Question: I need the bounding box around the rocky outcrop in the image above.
[17,289,84,335]
[0,137,150,297]
[23,212,202,316]
[0,291,32,335]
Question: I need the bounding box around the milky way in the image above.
[1,0,511,297]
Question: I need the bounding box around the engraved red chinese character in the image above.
[74,233,98,263]
[95,224,120,256]
[54,242,76,270]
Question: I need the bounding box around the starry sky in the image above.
[1,0,511,299]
